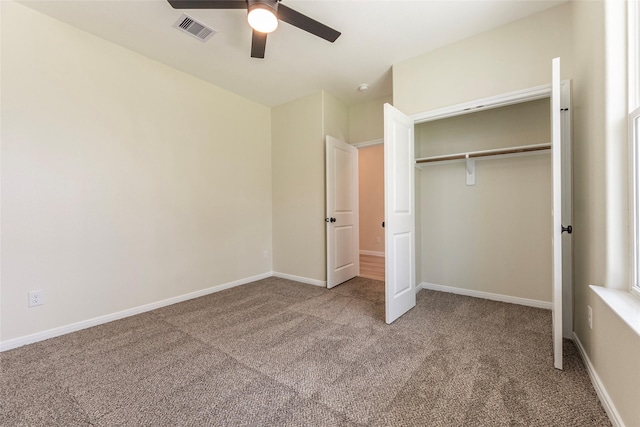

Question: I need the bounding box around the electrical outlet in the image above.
[587,305,593,329]
[28,290,44,307]
[263,250,268,260]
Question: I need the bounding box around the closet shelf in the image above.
[415,143,551,165]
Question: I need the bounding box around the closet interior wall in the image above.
[417,99,552,303]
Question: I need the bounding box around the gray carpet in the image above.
[1,277,610,426]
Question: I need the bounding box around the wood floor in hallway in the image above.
[359,254,385,281]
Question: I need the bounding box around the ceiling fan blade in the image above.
[277,4,341,43]
[251,30,267,58]
[168,0,247,9]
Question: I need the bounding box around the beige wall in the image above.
[271,91,348,283]
[1,2,272,342]
[323,92,349,143]
[417,101,552,302]
[393,3,574,115]
[358,145,385,254]
[272,92,324,282]
[571,1,640,426]
[348,96,392,143]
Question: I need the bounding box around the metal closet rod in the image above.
[415,143,551,164]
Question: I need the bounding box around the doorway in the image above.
[357,144,385,281]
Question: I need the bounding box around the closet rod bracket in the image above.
[466,154,476,186]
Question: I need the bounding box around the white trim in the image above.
[572,332,624,427]
[272,271,326,287]
[353,138,383,148]
[410,83,552,124]
[590,285,640,336]
[360,250,384,257]
[560,79,573,339]
[628,0,639,111]
[630,107,640,292]
[420,282,552,310]
[0,272,272,352]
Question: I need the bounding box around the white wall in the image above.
[1,2,272,343]
[417,100,552,303]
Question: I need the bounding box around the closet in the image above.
[415,99,553,306]
[383,60,572,369]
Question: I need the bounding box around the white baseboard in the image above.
[572,332,624,427]
[272,271,326,287]
[0,272,272,352]
[420,282,552,310]
[360,250,385,257]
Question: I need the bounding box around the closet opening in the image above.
[402,65,572,369]
[416,98,553,307]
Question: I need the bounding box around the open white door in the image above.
[383,103,416,324]
[326,135,359,289]
[560,80,573,340]
[551,57,564,370]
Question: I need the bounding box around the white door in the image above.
[551,57,564,370]
[560,79,573,340]
[326,135,359,289]
[383,103,416,324]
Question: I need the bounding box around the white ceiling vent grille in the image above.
[173,14,216,42]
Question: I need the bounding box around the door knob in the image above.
[561,225,572,234]
[325,217,336,223]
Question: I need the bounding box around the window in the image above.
[630,0,640,296]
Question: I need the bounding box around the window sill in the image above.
[590,285,640,336]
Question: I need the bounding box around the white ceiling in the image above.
[18,0,566,107]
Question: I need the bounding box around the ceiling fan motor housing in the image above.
[247,0,279,16]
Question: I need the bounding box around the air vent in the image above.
[173,14,216,42]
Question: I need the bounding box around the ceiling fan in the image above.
[167,0,341,59]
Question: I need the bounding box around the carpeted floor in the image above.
[1,277,610,426]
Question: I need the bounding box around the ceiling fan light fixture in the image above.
[247,3,278,34]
